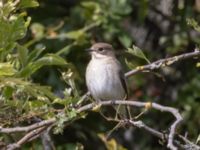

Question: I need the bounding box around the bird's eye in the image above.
[98,48,104,51]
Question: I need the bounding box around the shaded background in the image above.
[1,0,200,149]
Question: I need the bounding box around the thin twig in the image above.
[41,126,55,150]
[125,48,200,77]
[128,120,164,139]
[0,119,55,133]
[7,126,48,150]
[178,135,200,150]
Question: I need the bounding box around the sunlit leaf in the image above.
[18,54,67,77]
[186,18,200,32]
[125,58,137,69]
[0,63,16,76]
[54,113,69,134]
[36,54,67,66]
[17,44,28,67]
[1,1,16,17]
[33,85,56,100]
[3,86,14,99]
[27,46,45,62]
[98,134,127,150]
[28,101,47,108]
[53,98,70,106]
[11,14,27,41]
[127,45,150,63]
[62,30,85,40]
[18,0,39,9]
[30,23,45,39]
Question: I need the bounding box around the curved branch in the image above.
[125,48,200,77]
[78,100,183,150]
[7,126,48,150]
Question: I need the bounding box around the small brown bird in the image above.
[85,42,128,117]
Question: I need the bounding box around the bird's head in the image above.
[87,42,115,59]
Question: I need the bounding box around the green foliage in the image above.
[0,0,200,149]
[18,53,67,77]
[18,0,39,8]
[0,0,71,128]
[187,18,200,32]
[127,45,150,64]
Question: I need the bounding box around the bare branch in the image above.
[128,120,164,139]
[125,48,200,77]
[178,135,200,150]
[41,126,55,150]
[0,119,55,133]
[7,126,48,150]
[77,100,183,150]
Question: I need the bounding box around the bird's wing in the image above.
[118,70,130,119]
[119,70,128,100]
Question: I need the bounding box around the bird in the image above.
[85,42,129,118]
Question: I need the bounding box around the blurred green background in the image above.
[0,0,200,149]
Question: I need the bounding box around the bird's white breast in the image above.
[86,57,125,101]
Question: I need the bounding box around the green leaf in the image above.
[3,86,14,99]
[10,14,27,41]
[67,109,77,118]
[62,30,85,40]
[0,63,16,76]
[127,45,150,63]
[28,101,47,108]
[108,0,132,16]
[81,1,100,10]
[186,18,200,32]
[56,44,73,56]
[125,58,137,69]
[18,0,39,9]
[118,34,132,48]
[30,23,45,40]
[27,46,45,62]
[18,54,67,77]
[33,85,56,100]
[36,54,67,66]
[17,44,28,67]
[0,13,28,54]
[53,98,69,106]
[54,113,69,134]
